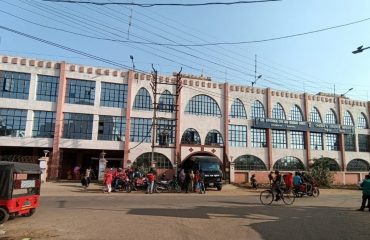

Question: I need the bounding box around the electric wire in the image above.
[1,0,368,99]
[41,0,282,7]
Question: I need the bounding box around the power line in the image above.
[41,0,281,7]
[0,25,144,72]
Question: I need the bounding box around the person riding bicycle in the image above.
[272,170,286,201]
[250,174,258,190]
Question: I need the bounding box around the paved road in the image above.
[0,182,368,240]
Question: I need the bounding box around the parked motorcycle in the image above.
[127,177,148,193]
[156,179,181,193]
[112,177,131,193]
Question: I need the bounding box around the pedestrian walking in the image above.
[357,174,370,211]
[103,168,113,193]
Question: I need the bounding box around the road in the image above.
[0,182,368,240]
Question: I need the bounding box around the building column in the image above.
[175,77,182,166]
[123,71,134,169]
[338,97,346,171]
[266,88,272,170]
[49,61,67,180]
[223,83,229,162]
[303,93,311,167]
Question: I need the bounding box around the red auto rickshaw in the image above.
[0,161,42,224]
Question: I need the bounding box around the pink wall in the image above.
[235,171,366,185]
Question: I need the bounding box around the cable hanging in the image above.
[41,0,282,7]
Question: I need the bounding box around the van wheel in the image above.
[23,208,36,217]
[0,207,9,224]
[217,186,222,191]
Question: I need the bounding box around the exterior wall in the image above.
[1,55,370,184]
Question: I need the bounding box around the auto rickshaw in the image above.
[0,161,42,224]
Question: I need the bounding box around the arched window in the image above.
[312,157,340,171]
[230,98,247,119]
[181,128,201,145]
[135,152,173,172]
[158,90,174,113]
[272,103,286,120]
[289,105,303,121]
[273,156,305,171]
[185,95,221,117]
[325,109,337,124]
[309,107,322,123]
[133,88,152,110]
[205,130,224,146]
[251,100,265,119]
[357,113,368,129]
[343,111,354,126]
[234,155,267,170]
[347,159,370,171]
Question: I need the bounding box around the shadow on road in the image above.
[126,203,369,240]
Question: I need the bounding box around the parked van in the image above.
[190,156,223,191]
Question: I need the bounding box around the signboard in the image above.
[254,118,355,134]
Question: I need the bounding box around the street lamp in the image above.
[340,88,353,97]
[352,45,370,54]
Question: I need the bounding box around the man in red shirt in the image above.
[146,171,156,194]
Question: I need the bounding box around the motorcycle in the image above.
[126,177,148,192]
[293,182,320,198]
[112,176,131,193]
[156,178,181,193]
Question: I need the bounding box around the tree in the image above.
[308,157,334,187]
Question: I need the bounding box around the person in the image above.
[103,168,113,193]
[179,169,186,190]
[268,171,274,186]
[194,170,201,192]
[293,172,303,192]
[73,165,81,180]
[198,170,206,194]
[146,170,156,194]
[357,174,370,211]
[83,167,92,188]
[272,170,285,201]
[250,174,257,190]
[189,170,195,192]
[113,168,125,191]
[185,170,192,193]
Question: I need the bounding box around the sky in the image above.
[0,0,370,100]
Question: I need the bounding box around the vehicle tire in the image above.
[155,186,163,193]
[260,190,274,205]
[0,208,10,224]
[125,184,132,193]
[23,208,36,217]
[217,185,222,191]
[282,191,295,205]
[312,187,320,197]
[293,189,303,198]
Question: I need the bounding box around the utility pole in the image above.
[150,66,182,169]
[150,65,158,168]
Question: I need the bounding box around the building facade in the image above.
[1,55,369,184]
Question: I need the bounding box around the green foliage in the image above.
[308,158,335,187]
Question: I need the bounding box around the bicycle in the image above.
[259,187,295,205]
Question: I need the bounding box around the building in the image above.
[1,55,369,184]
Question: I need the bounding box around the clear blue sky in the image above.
[1,0,370,100]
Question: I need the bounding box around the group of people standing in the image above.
[178,169,205,193]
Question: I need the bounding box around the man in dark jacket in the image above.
[358,175,370,211]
